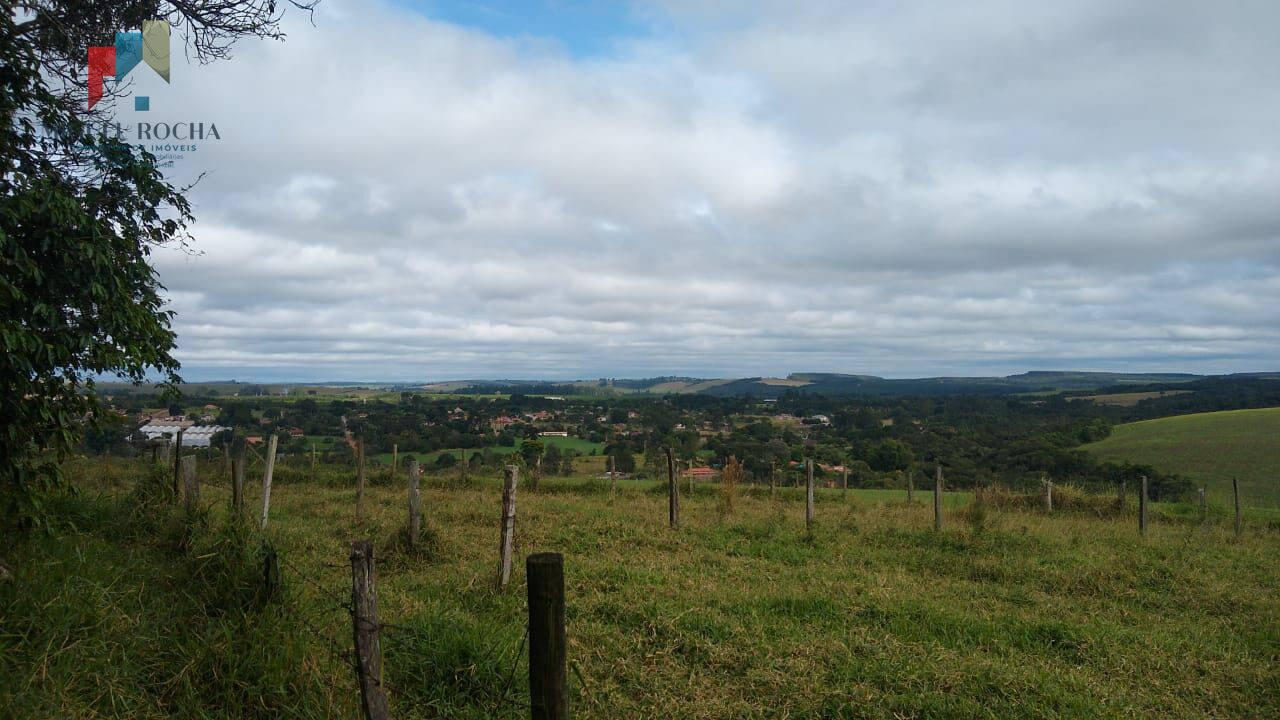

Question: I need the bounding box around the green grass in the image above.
[369,436,604,466]
[1083,407,1280,511]
[3,459,1278,718]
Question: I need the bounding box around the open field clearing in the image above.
[643,379,736,394]
[1074,390,1193,406]
[3,459,1277,719]
[368,436,606,467]
[1083,407,1280,510]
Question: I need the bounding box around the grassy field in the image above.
[369,436,605,466]
[1074,390,1193,406]
[2,459,1278,719]
[1083,407,1280,510]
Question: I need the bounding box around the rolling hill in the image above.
[1082,407,1280,510]
[699,371,1204,398]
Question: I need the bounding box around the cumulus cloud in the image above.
[137,0,1280,380]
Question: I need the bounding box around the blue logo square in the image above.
[135,96,150,112]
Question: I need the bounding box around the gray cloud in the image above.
[138,0,1280,380]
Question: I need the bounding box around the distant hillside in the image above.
[699,371,1206,398]
[101,371,1277,402]
[343,371,1223,399]
[1082,407,1280,510]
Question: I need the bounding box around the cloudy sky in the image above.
[124,0,1280,381]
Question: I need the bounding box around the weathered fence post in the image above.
[534,456,543,492]
[1233,476,1242,539]
[311,443,317,480]
[527,552,568,720]
[805,459,815,536]
[407,459,422,549]
[1139,475,1148,537]
[609,454,617,495]
[391,443,398,474]
[1043,476,1053,513]
[262,543,281,600]
[460,448,468,482]
[356,436,366,524]
[933,464,943,531]
[260,434,278,531]
[1199,487,1207,523]
[770,462,776,499]
[172,429,184,495]
[498,465,519,588]
[842,468,849,495]
[350,540,391,720]
[907,469,915,504]
[181,455,199,513]
[666,448,680,529]
[232,452,245,513]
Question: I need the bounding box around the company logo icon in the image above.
[87,20,170,111]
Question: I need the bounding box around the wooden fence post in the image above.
[407,460,422,549]
[499,465,519,588]
[311,443,317,480]
[232,452,245,513]
[350,540,391,720]
[842,468,849,495]
[262,543,281,600]
[770,462,776,499]
[933,464,943,531]
[527,552,568,720]
[260,434,278,531]
[172,429,184,495]
[1043,476,1053,513]
[1199,487,1206,523]
[805,459,815,535]
[609,454,617,495]
[666,448,680,529]
[1139,475,1148,537]
[907,469,914,504]
[391,443,398,474]
[460,448,468,482]
[181,455,199,513]
[356,436,366,524]
[1233,477,1242,539]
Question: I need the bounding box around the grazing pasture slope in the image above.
[3,462,1278,719]
[1083,407,1280,508]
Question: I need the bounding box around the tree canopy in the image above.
[0,1,315,532]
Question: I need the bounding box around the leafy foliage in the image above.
[1,10,186,531]
[1,2,318,533]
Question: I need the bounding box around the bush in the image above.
[976,483,1123,517]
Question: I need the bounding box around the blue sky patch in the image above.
[394,0,650,57]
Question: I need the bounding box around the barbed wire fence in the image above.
[275,550,535,718]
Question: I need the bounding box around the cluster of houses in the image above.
[135,405,307,449]
[489,410,556,432]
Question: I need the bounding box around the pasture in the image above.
[368,436,605,467]
[1074,390,1193,406]
[2,458,1277,719]
[1083,406,1280,511]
